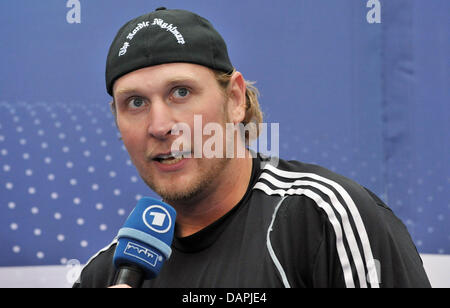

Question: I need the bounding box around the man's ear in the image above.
[227,71,246,124]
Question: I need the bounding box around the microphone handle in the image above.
[113,264,144,288]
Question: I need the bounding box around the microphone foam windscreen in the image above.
[113,197,176,279]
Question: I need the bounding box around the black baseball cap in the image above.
[105,7,234,96]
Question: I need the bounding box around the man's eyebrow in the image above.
[114,88,140,97]
[114,76,200,97]
[166,76,200,87]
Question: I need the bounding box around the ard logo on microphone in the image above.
[142,205,173,233]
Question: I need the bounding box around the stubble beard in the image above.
[142,156,231,204]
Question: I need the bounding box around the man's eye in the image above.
[128,97,145,109]
[173,87,190,99]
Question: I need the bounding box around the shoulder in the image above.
[253,155,431,288]
[253,156,387,287]
[253,156,380,214]
[73,239,118,288]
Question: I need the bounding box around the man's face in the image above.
[113,63,236,203]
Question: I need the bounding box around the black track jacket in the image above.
[74,154,431,288]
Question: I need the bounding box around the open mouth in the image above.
[153,152,191,165]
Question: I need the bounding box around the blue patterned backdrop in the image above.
[0,0,448,267]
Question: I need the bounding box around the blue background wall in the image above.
[0,0,448,267]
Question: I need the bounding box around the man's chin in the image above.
[144,177,204,203]
[154,184,205,204]
[141,157,230,204]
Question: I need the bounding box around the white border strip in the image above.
[266,196,291,288]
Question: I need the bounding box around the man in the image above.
[74,7,431,288]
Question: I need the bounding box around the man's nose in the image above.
[147,100,175,139]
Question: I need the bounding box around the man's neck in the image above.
[171,152,254,238]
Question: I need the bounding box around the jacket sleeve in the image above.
[71,242,118,288]
[361,188,431,288]
[312,185,431,288]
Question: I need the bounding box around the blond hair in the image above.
[213,69,263,145]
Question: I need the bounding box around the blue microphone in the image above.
[112,197,176,287]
